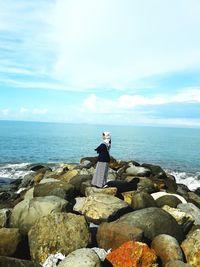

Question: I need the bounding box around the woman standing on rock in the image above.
[91,131,111,188]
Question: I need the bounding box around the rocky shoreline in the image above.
[0,156,200,267]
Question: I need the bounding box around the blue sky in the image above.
[0,0,200,127]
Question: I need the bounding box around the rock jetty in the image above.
[0,156,200,267]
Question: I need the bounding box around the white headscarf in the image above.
[102,131,111,150]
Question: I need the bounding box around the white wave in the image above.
[0,163,33,180]
[166,169,200,191]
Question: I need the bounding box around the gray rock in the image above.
[0,256,41,267]
[156,195,182,208]
[125,165,151,177]
[118,207,184,242]
[74,194,129,224]
[177,203,200,225]
[97,221,143,250]
[136,177,156,193]
[181,228,200,267]
[10,196,68,234]
[57,248,101,267]
[33,181,74,200]
[187,192,200,209]
[151,234,184,265]
[131,191,157,210]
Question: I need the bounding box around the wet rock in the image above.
[97,221,143,250]
[0,228,21,256]
[176,183,190,198]
[73,194,129,224]
[151,234,184,265]
[28,212,91,265]
[10,196,68,234]
[30,165,51,172]
[57,248,101,267]
[141,163,167,179]
[118,207,184,242]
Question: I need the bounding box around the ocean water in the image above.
[0,120,200,190]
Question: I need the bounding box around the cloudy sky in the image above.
[0,0,200,127]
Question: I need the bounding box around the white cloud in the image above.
[0,77,66,91]
[1,0,200,91]
[20,107,29,113]
[1,108,10,116]
[172,88,200,103]
[82,87,200,113]
[32,108,48,115]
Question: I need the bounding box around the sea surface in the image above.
[0,120,200,190]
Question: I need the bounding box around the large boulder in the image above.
[0,228,21,256]
[33,181,74,200]
[97,221,143,250]
[0,256,41,267]
[181,228,200,267]
[162,205,194,226]
[131,192,157,210]
[57,248,101,267]
[73,194,130,224]
[117,207,184,242]
[85,187,117,197]
[151,234,184,266]
[141,163,167,179]
[177,203,200,225]
[155,194,182,208]
[28,212,91,265]
[105,240,157,267]
[136,177,157,193]
[69,174,92,192]
[125,165,151,177]
[151,192,187,204]
[165,260,192,267]
[80,157,98,168]
[9,196,68,234]
[106,179,139,194]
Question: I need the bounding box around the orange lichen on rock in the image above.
[106,240,158,267]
